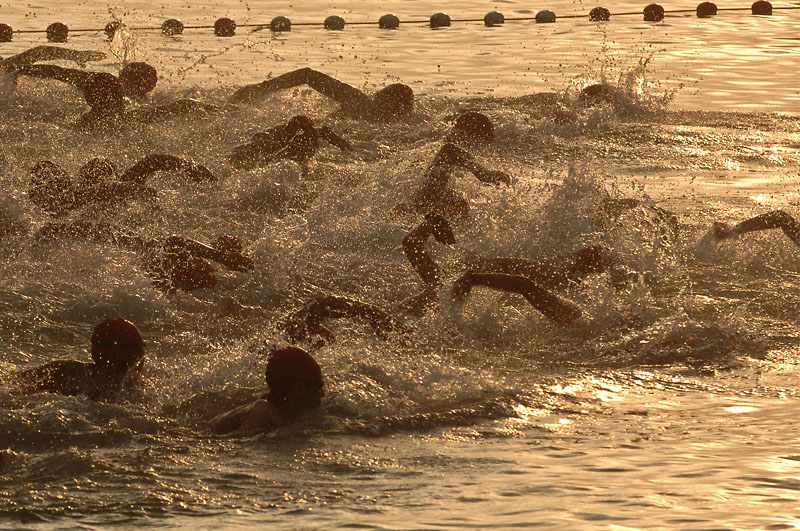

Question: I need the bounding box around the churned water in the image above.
[0,0,799,528]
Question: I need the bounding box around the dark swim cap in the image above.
[572,245,615,274]
[83,73,125,111]
[212,235,243,254]
[30,161,69,185]
[170,253,217,291]
[265,346,321,390]
[119,62,158,98]
[79,157,117,184]
[374,83,414,117]
[453,111,494,143]
[285,115,315,134]
[90,318,145,368]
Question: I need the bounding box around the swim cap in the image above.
[265,346,321,391]
[30,161,69,186]
[374,83,414,117]
[118,62,158,98]
[453,111,494,143]
[90,318,145,368]
[212,235,243,254]
[285,115,315,134]
[572,245,614,274]
[79,157,117,184]
[169,252,217,291]
[83,73,125,112]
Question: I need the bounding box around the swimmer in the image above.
[579,83,614,106]
[15,61,158,100]
[229,115,353,172]
[210,346,324,435]
[28,155,215,217]
[36,221,254,292]
[0,46,106,99]
[406,113,511,221]
[231,67,414,121]
[8,318,145,402]
[710,210,800,247]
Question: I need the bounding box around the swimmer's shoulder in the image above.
[13,359,93,396]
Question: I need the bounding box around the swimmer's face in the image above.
[282,377,325,412]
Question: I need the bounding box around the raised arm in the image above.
[231,68,373,112]
[432,143,511,186]
[14,64,92,89]
[120,154,217,185]
[451,272,582,325]
[2,47,106,70]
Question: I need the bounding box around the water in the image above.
[1,0,800,528]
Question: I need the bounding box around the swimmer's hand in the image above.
[185,163,218,183]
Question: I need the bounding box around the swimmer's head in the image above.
[79,157,117,185]
[570,245,615,275]
[374,83,414,118]
[169,252,217,291]
[265,346,324,412]
[118,62,158,98]
[449,112,494,145]
[83,72,125,113]
[90,318,145,371]
[579,83,613,106]
[285,115,315,134]
[30,161,69,186]
[212,235,243,254]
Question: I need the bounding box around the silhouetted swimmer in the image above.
[36,221,253,292]
[710,210,800,247]
[27,155,215,217]
[210,346,324,435]
[0,46,106,98]
[405,113,511,221]
[74,72,217,133]
[16,61,158,100]
[229,115,353,172]
[8,318,146,402]
[579,83,614,106]
[231,68,414,121]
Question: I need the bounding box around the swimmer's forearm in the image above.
[121,154,214,184]
[16,64,88,87]
[4,47,104,69]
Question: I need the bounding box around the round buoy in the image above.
[104,21,121,39]
[161,19,184,36]
[751,0,772,14]
[430,12,451,28]
[214,17,236,37]
[643,4,665,21]
[589,7,611,21]
[271,16,291,32]
[536,10,557,23]
[0,24,12,43]
[324,15,345,30]
[379,14,400,29]
[696,2,718,16]
[46,22,68,43]
[484,11,505,26]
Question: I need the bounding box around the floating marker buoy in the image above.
[589,7,611,21]
[46,22,68,42]
[484,11,505,26]
[643,4,665,21]
[696,2,718,16]
[324,15,345,30]
[379,14,400,29]
[536,10,557,23]
[214,17,236,37]
[271,16,291,32]
[430,12,451,28]
[0,23,12,43]
[104,21,121,39]
[751,0,772,14]
[161,19,184,36]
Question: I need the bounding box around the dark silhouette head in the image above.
[265,346,324,412]
[79,157,117,185]
[30,160,69,186]
[84,72,126,114]
[169,252,217,291]
[450,111,494,145]
[285,115,316,134]
[373,83,414,118]
[119,62,158,98]
[570,245,615,275]
[90,318,145,371]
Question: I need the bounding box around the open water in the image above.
[0,0,799,528]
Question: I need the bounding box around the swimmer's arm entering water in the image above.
[119,154,217,184]
[13,64,92,89]
[128,98,218,124]
[318,126,353,152]
[715,210,800,246]
[452,272,582,325]
[231,68,373,115]
[1,47,105,71]
[432,143,511,186]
